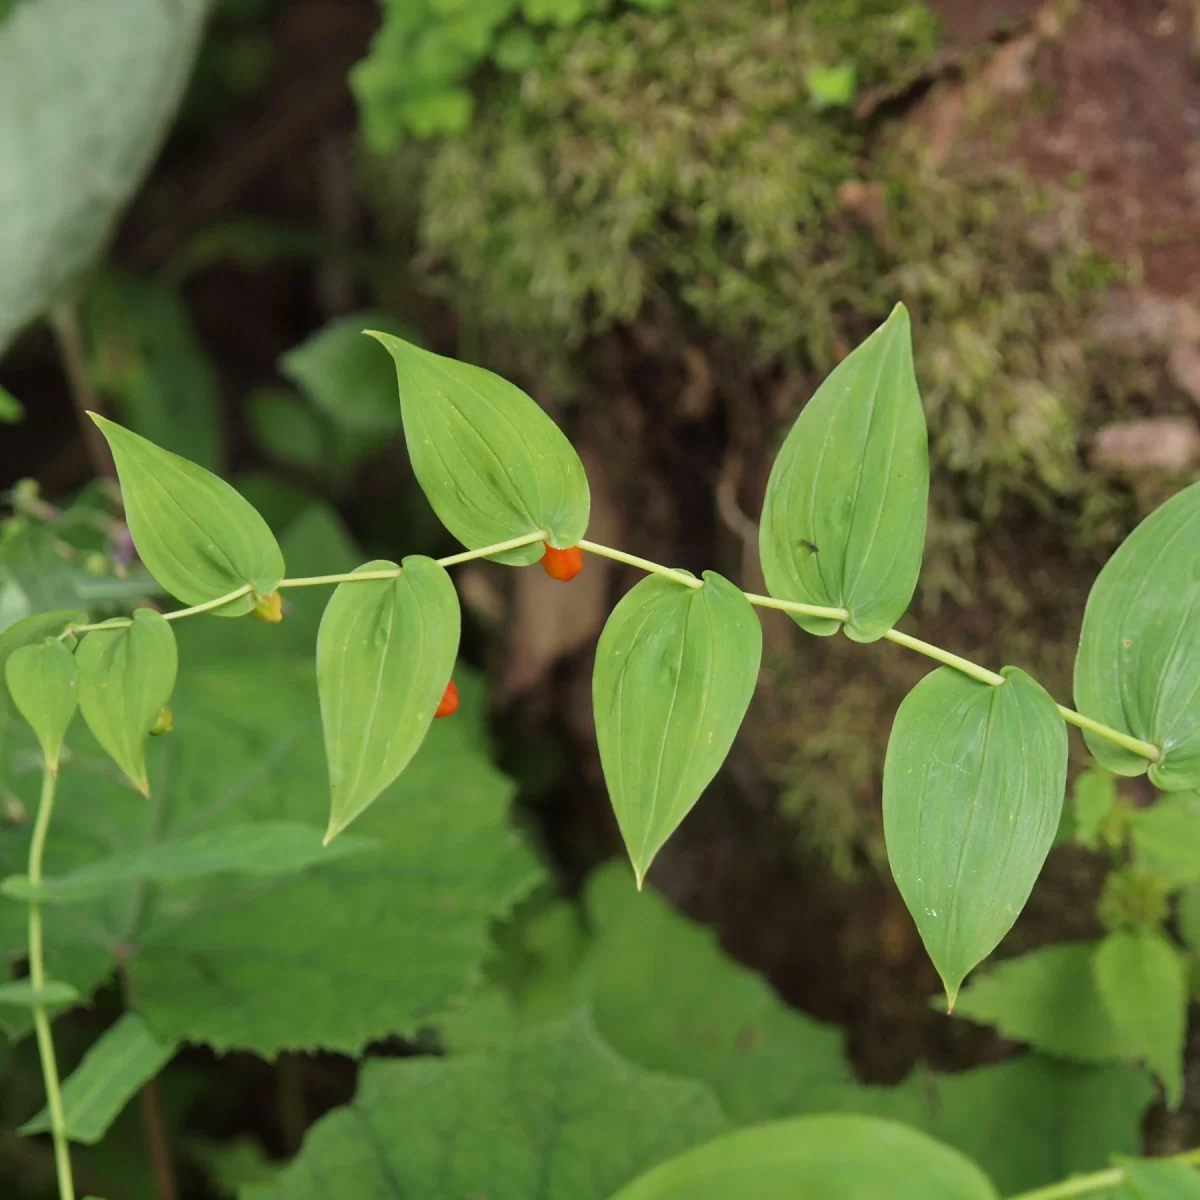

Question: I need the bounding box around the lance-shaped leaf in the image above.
[91,415,284,616]
[593,572,762,886]
[5,638,78,768]
[318,556,460,841]
[76,609,177,795]
[883,666,1067,1008]
[1074,480,1200,790]
[369,333,590,565]
[758,303,928,643]
[610,1114,998,1200]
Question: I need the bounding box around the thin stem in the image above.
[1010,1148,1200,1200]
[50,304,114,482]
[28,764,76,1200]
[1056,705,1160,763]
[744,592,850,623]
[577,540,703,589]
[882,628,1007,688]
[139,1076,178,1200]
[59,584,256,639]
[277,531,550,589]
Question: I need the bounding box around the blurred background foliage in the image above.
[1,0,1199,1195]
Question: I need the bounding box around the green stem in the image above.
[1009,1147,1200,1200]
[743,592,850,623]
[28,764,76,1200]
[882,628,1007,688]
[577,539,703,589]
[60,584,255,638]
[1056,706,1160,763]
[277,530,550,589]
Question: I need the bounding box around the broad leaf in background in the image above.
[0,656,542,1055]
[816,1055,1153,1197]
[609,1114,998,1200]
[93,417,284,615]
[0,524,93,634]
[244,1013,725,1200]
[758,304,928,642]
[952,942,1140,1064]
[1094,931,1186,1108]
[441,860,852,1121]
[5,638,78,768]
[76,609,177,795]
[1074,480,1200,789]
[1069,768,1118,851]
[21,1014,176,1144]
[0,382,22,422]
[883,666,1068,1007]
[280,312,418,435]
[0,0,215,354]
[1130,793,1200,887]
[593,573,762,886]
[1116,1160,1200,1198]
[3,822,373,904]
[245,388,326,472]
[318,556,460,841]
[83,272,221,472]
[371,333,590,565]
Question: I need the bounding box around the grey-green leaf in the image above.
[76,609,177,795]
[318,556,461,841]
[1074,480,1200,789]
[758,304,928,642]
[0,0,214,354]
[20,1013,176,1144]
[593,572,762,886]
[609,1114,998,1200]
[883,666,1068,1008]
[91,416,284,615]
[5,638,78,767]
[370,333,590,565]
[1094,931,1186,1109]
[2,822,374,904]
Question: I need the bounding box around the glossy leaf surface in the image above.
[371,332,589,565]
[1095,931,1186,1109]
[610,1114,998,1200]
[92,415,284,615]
[883,666,1067,1007]
[76,609,177,795]
[1074,480,1200,789]
[5,638,78,767]
[20,1013,176,1144]
[318,556,460,841]
[759,304,928,642]
[593,572,762,885]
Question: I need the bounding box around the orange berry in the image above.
[435,680,459,719]
[540,543,584,582]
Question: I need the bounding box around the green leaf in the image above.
[76,609,177,796]
[83,272,221,472]
[1094,931,1187,1108]
[0,979,79,1007]
[0,0,215,354]
[317,556,461,842]
[1177,884,1200,951]
[816,1056,1153,1196]
[1074,480,1200,789]
[91,416,284,615]
[758,304,928,643]
[806,62,857,108]
[952,942,1141,1063]
[5,638,79,768]
[1070,768,1118,850]
[370,333,590,564]
[0,661,542,1055]
[19,1013,176,1144]
[883,666,1068,1007]
[2,822,373,904]
[0,382,23,422]
[1130,792,1200,887]
[609,1114,998,1200]
[279,313,417,435]
[592,573,762,885]
[245,388,327,471]
[245,1013,725,1200]
[1117,1160,1200,1199]
[441,860,852,1121]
